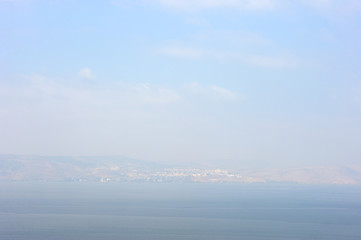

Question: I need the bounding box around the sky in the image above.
[1,0,360,169]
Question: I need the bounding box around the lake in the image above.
[0,182,360,240]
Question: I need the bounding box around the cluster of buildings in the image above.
[85,167,264,183]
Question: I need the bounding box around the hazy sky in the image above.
[1,0,360,168]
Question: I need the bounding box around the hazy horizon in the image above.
[1,0,360,169]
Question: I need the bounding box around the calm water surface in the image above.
[0,182,360,240]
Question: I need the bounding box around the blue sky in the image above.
[1,0,360,168]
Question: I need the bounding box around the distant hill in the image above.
[1,155,361,184]
[239,166,361,185]
[0,155,165,182]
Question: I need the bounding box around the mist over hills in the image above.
[0,155,165,182]
[1,155,360,185]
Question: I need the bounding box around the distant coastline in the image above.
[1,155,360,185]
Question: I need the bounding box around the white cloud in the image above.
[248,55,297,69]
[0,74,93,111]
[156,29,297,69]
[184,82,238,101]
[194,30,270,47]
[1,75,183,110]
[184,82,203,94]
[295,0,361,16]
[210,85,237,100]
[136,83,182,104]
[78,67,96,80]
[127,0,361,17]
[158,45,296,69]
